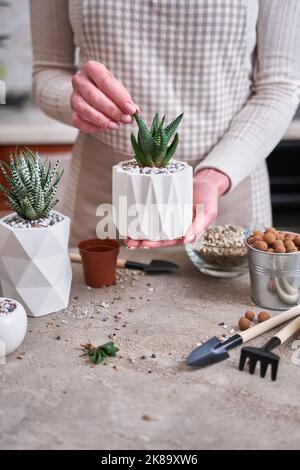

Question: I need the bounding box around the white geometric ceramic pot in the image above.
[0,297,27,357]
[113,160,193,240]
[0,211,72,317]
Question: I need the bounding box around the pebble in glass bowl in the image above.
[185,224,248,278]
[0,298,27,357]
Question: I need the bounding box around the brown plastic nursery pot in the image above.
[79,239,120,287]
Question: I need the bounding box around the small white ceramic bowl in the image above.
[0,297,27,357]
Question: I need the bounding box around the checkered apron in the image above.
[66,0,272,243]
[80,0,251,160]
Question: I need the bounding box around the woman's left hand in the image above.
[125,169,230,249]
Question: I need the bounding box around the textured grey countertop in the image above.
[0,246,299,450]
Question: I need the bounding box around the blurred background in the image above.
[0,0,77,215]
[0,0,299,231]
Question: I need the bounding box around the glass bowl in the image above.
[185,224,249,278]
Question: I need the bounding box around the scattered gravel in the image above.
[0,298,17,315]
[99,301,110,309]
[4,211,63,229]
[121,159,186,175]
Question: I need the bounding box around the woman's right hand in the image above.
[70,60,139,133]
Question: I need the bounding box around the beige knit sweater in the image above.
[30,0,300,186]
[29,0,300,241]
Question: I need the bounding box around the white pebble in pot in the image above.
[0,298,27,357]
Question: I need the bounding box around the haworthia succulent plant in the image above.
[0,147,63,220]
[131,112,183,167]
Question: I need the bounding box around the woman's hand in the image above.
[125,169,230,249]
[70,60,139,133]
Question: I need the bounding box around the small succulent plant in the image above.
[0,148,63,220]
[131,112,183,167]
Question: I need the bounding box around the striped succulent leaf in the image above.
[0,147,63,220]
[131,112,183,168]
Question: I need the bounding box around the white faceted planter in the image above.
[0,211,72,317]
[113,160,193,240]
[0,298,27,357]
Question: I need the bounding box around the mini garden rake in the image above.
[239,315,300,381]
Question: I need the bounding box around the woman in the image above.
[30,0,300,248]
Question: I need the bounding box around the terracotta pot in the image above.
[79,239,120,287]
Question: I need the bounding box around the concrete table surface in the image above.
[0,247,299,450]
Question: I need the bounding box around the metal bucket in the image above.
[246,239,300,310]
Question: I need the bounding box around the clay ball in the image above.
[258,311,271,323]
[284,240,297,253]
[287,247,298,253]
[245,310,255,321]
[265,227,278,236]
[263,232,276,245]
[277,232,286,241]
[238,317,251,331]
[294,235,300,247]
[253,236,264,243]
[249,228,300,253]
[274,244,286,253]
[252,231,263,240]
[285,233,295,241]
[252,240,268,251]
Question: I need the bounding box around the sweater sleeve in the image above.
[195,0,300,190]
[30,0,76,126]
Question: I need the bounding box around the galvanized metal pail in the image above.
[246,239,300,311]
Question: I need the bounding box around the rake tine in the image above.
[249,359,257,375]
[238,312,300,381]
[271,361,279,381]
[260,362,269,378]
[239,350,248,371]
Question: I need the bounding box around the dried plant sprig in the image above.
[130,112,183,168]
[0,147,63,220]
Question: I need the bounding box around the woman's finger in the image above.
[72,73,133,124]
[71,91,120,129]
[84,60,138,114]
[141,238,183,248]
[184,205,205,243]
[126,239,142,249]
[183,202,217,244]
[71,111,101,133]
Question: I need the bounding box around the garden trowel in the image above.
[186,305,300,367]
[70,252,178,273]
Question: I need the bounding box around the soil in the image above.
[121,159,186,175]
[3,211,63,229]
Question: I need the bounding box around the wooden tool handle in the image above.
[70,252,82,263]
[116,259,126,269]
[275,315,300,344]
[69,252,127,269]
[240,305,300,343]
